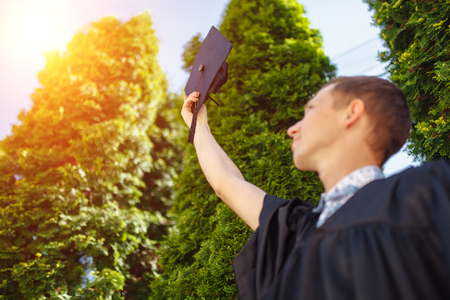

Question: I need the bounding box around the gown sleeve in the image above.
[233,194,316,300]
[428,160,450,280]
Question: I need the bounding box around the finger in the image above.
[189,91,199,98]
[182,95,198,111]
[187,91,198,98]
[184,94,187,101]
[185,92,200,104]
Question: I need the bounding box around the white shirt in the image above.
[313,166,384,227]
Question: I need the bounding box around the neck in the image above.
[317,142,380,192]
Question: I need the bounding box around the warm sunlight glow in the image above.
[16,14,55,52]
[3,1,73,57]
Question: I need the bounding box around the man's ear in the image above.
[344,99,365,128]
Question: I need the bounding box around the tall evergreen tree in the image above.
[150,0,335,298]
[0,12,177,299]
[365,0,450,160]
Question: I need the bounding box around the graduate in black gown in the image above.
[181,76,450,300]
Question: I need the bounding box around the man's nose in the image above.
[287,120,302,137]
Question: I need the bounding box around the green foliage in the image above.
[182,34,203,73]
[365,0,450,160]
[150,0,335,298]
[0,12,178,298]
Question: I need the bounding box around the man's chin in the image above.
[293,157,315,172]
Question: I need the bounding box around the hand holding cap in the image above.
[184,26,232,144]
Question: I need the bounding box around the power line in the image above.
[374,71,389,78]
[355,63,384,75]
[332,37,379,60]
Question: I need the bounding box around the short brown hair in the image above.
[325,76,411,165]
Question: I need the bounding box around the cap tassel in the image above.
[208,94,220,106]
[188,102,198,144]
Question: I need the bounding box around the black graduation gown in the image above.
[233,159,450,300]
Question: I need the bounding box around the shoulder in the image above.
[259,194,316,232]
[261,194,316,219]
[378,158,450,215]
[388,158,450,190]
[326,159,450,230]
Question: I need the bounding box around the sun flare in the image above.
[16,13,55,52]
[2,1,72,57]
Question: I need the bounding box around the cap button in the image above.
[198,64,204,71]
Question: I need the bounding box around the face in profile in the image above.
[287,84,345,171]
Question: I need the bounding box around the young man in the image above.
[182,76,450,300]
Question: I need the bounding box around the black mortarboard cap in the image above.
[185,26,232,144]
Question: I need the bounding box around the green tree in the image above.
[127,91,184,299]
[150,0,335,298]
[182,34,203,73]
[0,12,177,299]
[365,0,450,160]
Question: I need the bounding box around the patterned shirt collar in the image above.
[313,165,384,227]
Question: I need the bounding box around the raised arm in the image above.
[182,92,265,230]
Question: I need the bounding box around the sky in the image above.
[0,0,420,175]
